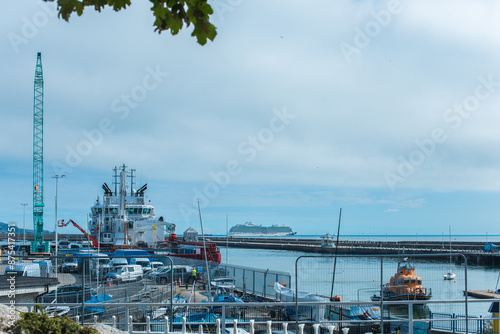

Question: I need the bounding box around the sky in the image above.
[1,0,500,237]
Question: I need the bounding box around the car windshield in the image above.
[97,258,110,265]
[109,267,123,274]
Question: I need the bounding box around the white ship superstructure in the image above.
[89,164,175,247]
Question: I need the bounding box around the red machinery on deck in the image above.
[58,219,99,248]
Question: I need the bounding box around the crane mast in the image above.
[31,52,49,253]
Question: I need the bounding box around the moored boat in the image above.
[87,164,221,264]
[371,258,432,302]
[443,271,456,280]
[443,226,456,280]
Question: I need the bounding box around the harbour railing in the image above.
[2,253,499,334]
[8,299,499,334]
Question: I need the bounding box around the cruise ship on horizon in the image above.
[229,222,296,237]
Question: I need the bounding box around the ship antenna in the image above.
[130,168,135,196]
[198,200,212,302]
[330,208,342,300]
[113,166,118,195]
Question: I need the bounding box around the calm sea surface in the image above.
[219,246,500,317]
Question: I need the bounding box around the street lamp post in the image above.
[21,203,28,247]
[53,175,65,278]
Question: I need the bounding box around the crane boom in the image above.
[31,52,49,254]
[58,219,99,248]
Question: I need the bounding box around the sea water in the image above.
[220,246,500,317]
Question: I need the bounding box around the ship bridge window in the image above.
[417,280,421,284]
[411,279,416,284]
[404,279,410,284]
[97,208,102,214]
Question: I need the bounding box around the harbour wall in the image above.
[208,237,500,266]
[3,233,498,266]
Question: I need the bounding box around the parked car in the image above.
[150,261,164,271]
[80,240,93,248]
[147,265,170,279]
[60,258,79,273]
[155,265,193,285]
[104,264,143,284]
[58,239,70,249]
[37,285,96,303]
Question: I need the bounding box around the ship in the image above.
[371,258,432,302]
[88,164,221,263]
[228,222,296,237]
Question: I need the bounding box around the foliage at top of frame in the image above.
[43,0,217,45]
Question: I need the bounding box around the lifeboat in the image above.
[371,258,432,301]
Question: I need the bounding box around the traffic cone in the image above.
[178,277,181,286]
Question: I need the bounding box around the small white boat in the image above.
[443,271,456,280]
[274,282,328,321]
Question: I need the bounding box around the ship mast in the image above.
[119,164,128,245]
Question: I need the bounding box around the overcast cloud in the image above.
[1,0,499,236]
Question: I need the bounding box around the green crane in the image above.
[31,52,49,253]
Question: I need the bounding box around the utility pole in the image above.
[53,174,65,278]
[21,203,28,246]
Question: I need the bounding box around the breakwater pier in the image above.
[209,237,500,266]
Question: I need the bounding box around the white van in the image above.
[105,264,143,283]
[33,260,54,278]
[4,263,41,277]
[132,258,152,273]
